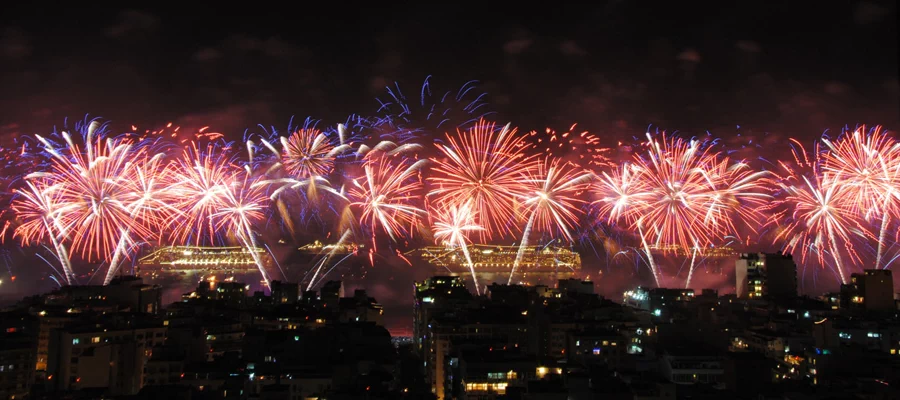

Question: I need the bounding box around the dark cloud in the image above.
[854,1,890,24]
[735,40,761,53]
[105,10,160,38]
[559,40,587,57]
[503,38,533,55]
[0,27,31,60]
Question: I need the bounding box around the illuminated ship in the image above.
[136,246,267,273]
[298,240,360,255]
[407,244,582,284]
[645,244,736,258]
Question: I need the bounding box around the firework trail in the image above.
[430,119,536,240]
[822,125,900,270]
[349,142,427,256]
[509,157,592,284]
[432,201,484,294]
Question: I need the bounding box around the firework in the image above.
[772,138,873,284]
[257,126,350,198]
[529,124,614,168]
[822,125,900,270]
[430,119,536,240]
[12,180,76,284]
[167,142,235,246]
[33,121,161,285]
[509,157,592,284]
[596,133,723,287]
[773,171,865,284]
[374,76,494,143]
[432,201,484,294]
[349,141,427,255]
[211,169,272,287]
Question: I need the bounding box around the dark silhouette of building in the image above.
[735,253,797,299]
[841,270,894,312]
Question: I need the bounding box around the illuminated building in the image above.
[735,253,797,300]
[660,346,724,385]
[413,277,473,398]
[136,246,268,273]
[445,346,540,399]
[408,244,581,284]
[623,287,694,317]
[840,270,894,312]
[47,316,167,395]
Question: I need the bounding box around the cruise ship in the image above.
[407,244,582,284]
[136,246,267,274]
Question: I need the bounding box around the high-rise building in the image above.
[840,270,894,312]
[735,253,797,299]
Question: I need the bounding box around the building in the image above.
[623,287,694,316]
[445,346,539,399]
[47,315,167,395]
[841,270,894,312]
[735,253,797,299]
[270,280,300,304]
[660,346,724,385]
[0,334,36,400]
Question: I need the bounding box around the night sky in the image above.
[0,3,898,314]
[1,2,897,143]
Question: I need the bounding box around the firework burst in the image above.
[12,180,76,284]
[773,171,866,284]
[430,119,536,240]
[509,157,592,284]
[167,142,235,246]
[596,133,729,287]
[349,142,427,258]
[822,125,900,269]
[32,121,161,285]
[432,201,484,294]
[211,169,272,286]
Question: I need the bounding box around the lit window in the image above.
[91,337,100,344]
[72,338,80,345]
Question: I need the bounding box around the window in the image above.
[91,337,100,344]
[72,338,80,345]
